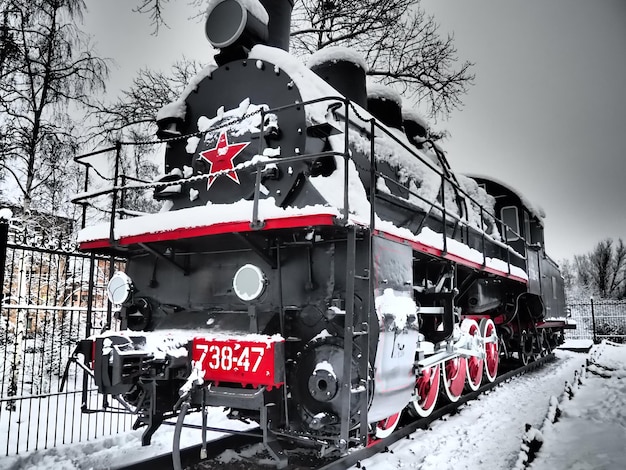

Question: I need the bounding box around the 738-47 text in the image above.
[195,344,265,373]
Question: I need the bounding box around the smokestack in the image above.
[367,83,403,130]
[258,0,294,51]
[402,109,429,149]
[308,47,368,108]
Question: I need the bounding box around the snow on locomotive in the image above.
[72,0,574,464]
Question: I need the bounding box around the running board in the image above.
[416,346,485,371]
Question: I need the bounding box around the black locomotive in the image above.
[72,0,573,465]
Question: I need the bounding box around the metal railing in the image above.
[73,97,528,274]
[0,225,130,456]
[566,299,626,343]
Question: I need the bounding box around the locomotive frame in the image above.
[68,0,574,466]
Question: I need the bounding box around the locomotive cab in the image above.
[468,176,568,361]
[470,175,557,300]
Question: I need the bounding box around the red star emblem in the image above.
[199,131,250,189]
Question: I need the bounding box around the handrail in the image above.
[374,173,525,260]
[342,99,350,222]
[70,150,347,205]
[363,113,525,243]
[73,146,117,163]
[73,96,530,271]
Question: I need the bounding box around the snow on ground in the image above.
[530,342,626,470]
[0,407,247,470]
[558,338,594,352]
[2,345,625,470]
[349,350,585,470]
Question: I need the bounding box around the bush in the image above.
[594,321,626,344]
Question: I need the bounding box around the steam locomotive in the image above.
[73,0,573,464]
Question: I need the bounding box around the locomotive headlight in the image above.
[233,264,266,301]
[107,272,134,305]
[205,0,269,50]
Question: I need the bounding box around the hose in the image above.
[172,400,190,470]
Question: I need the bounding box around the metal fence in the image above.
[566,299,626,344]
[0,222,131,456]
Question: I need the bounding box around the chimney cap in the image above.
[367,82,402,107]
[307,46,369,73]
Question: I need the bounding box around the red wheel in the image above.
[479,318,499,382]
[409,365,440,417]
[373,411,401,439]
[461,319,484,391]
[441,356,466,402]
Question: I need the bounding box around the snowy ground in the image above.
[1,343,623,470]
[347,349,586,470]
[530,342,626,470]
[0,408,243,470]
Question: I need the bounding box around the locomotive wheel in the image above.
[461,319,483,392]
[546,330,559,351]
[538,330,550,356]
[520,351,530,366]
[373,412,401,439]
[440,356,467,403]
[519,331,534,365]
[408,365,440,418]
[479,318,499,382]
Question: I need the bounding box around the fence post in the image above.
[0,221,8,302]
[0,222,8,405]
[590,297,598,344]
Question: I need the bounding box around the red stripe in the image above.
[79,213,337,250]
[79,239,112,250]
[374,229,528,284]
[79,214,527,284]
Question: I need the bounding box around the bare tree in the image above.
[0,0,108,217]
[573,254,592,290]
[291,0,473,117]
[90,59,203,143]
[88,59,204,212]
[134,0,174,34]
[571,238,626,300]
[131,0,473,118]
[559,258,575,291]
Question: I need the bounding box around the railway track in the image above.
[113,354,555,470]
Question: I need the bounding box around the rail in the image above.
[112,354,557,470]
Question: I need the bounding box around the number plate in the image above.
[192,336,285,387]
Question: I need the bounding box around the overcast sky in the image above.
[420,0,626,261]
[83,0,625,261]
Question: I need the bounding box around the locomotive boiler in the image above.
[71,0,574,465]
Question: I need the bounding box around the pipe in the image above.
[258,0,294,51]
[172,401,190,470]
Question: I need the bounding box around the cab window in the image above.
[501,206,520,242]
[523,211,531,243]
